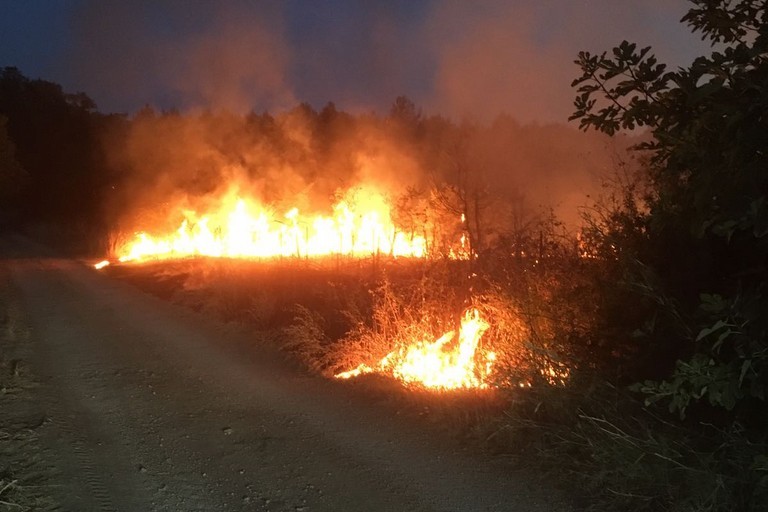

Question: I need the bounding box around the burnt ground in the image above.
[0,235,571,512]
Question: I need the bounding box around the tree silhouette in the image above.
[0,114,27,221]
[572,0,768,421]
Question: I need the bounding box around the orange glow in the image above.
[94,260,110,270]
[541,362,570,386]
[115,187,430,263]
[335,308,496,389]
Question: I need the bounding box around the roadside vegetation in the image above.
[0,1,765,510]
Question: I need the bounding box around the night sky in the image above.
[0,0,709,122]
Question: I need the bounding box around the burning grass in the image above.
[335,307,495,389]
[106,244,751,511]
[108,184,470,265]
[330,277,562,391]
[88,215,768,511]
[103,252,573,394]
[110,243,721,510]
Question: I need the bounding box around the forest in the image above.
[1,1,766,510]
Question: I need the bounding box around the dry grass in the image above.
[106,253,768,511]
[79,193,768,512]
[482,380,768,512]
[104,253,579,389]
[0,427,55,512]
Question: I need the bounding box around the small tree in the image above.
[571,0,768,421]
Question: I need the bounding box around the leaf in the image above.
[696,320,728,341]
[739,359,752,386]
[689,77,725,103]
[752,382,765,401]
[720,389,737,410]
[711,329,733,353]
[711,219,739,241]
[699,293,726,313]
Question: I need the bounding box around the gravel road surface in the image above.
[0,242,570,511]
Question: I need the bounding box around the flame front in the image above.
[116,188,429,263]
[335,308,495,389]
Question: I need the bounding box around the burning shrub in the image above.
[475,283,571,389]
[330,253,578,391]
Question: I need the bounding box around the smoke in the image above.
[68,1,693,236]
[59,1,703,121]
[163,4,295,112]
[422,0,704,124]
[102,104,432,235]
[423,3,572,123]
[100,102,637,244]
[65,0,294,113]
[455,118,639,229]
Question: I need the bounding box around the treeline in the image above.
[0,66,621,256]
[0,67,119,250]
[549,1,768,510]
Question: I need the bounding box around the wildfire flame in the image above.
[114,188,430,263]
[335,308,496,389]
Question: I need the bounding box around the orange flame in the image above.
[115,187,429,263]
[335,308,496,389]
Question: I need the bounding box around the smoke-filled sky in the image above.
[0,0,709,122]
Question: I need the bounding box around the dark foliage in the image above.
[571,0,768,425]
[0,67,118,252]
[566,1,768,509]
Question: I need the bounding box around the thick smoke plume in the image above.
[66,0,295,113]
[423,0,700,123]
[102,105,429,236]
[101,103,635,247]
[62,1,673,240]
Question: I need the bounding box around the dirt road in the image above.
[0,246,570,511]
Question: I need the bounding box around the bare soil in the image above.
[0,236,571,512]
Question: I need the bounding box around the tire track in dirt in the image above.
[3,253,570,512]
[9,258,345,511]
[0,266,58,511]
[21,262,239,511]
[10,260,158,511]
[43,412,117,512]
